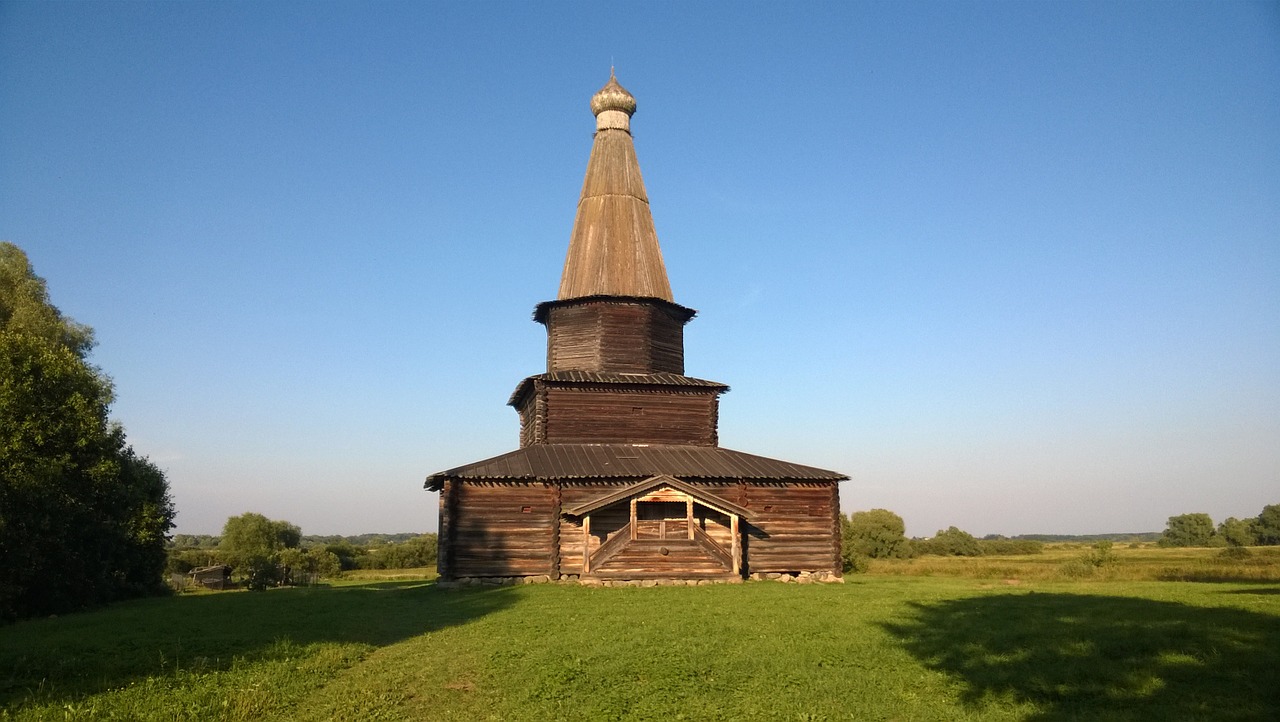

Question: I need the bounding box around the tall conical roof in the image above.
[557,73,673,302]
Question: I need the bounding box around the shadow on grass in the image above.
[1222,587,1280,595]
[1156,572,1280,583]
[0,581,517,708]
[884,593,1280,721]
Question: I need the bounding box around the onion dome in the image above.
[590,70,637,116]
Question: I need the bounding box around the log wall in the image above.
[442,479,841,579]
[738,482,841,573]
[546,301,685,374]
[540,386,718,445]
[448,481,557,578]
[516,392,545,448]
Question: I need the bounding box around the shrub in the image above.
[977,539,1044,556]
[241,555,281,592]
[360,534,439,570]
[1058,559,1096,579]
[842,553,870,575]
[1082,540,1117,569]
[841,510,912,561]
[917,527,983,557]
[1217,546,1252,561]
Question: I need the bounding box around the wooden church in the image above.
[426,74,846,583]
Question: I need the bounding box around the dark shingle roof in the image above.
[424,444,847,490]
[508,371,728,406]
[532,295,697,324]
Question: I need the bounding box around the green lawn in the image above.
[3,575,1279,720]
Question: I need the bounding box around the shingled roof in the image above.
[557,72,673,302]
[424,443,847,491]
[508,371,728,407]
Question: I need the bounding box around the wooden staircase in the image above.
[588,538,738,580]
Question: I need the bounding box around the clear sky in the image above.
[2,1,1277,537]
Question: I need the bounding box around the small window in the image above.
[521,506,532,513]
[763,505,774,512]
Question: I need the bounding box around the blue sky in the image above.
[2,1,1276,537]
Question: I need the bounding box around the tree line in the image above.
[168,512,438,590]
[837,510,1043,573]
[839,503,1280,573]
[1158,505,1280,548]
[0,244,175,621]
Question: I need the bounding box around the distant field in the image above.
[872,543,1280,583]
[2,557,1278,720]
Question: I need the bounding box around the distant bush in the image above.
[843,554,871,574]
[319,534,438,571]
[323,541,366,571]
[840,510,911,573]
[1058,559,1096,579]
[358,535,439,570]
[977,539,1044,556]
[1159,513,1216,547]
[1255,504,1280,546]
[165,549,219,575]
[916,527,983,557]
[1217,517,1257,548]
[1217,546,1252,561]
[241,555,281,592]
[1082,540,1118,569]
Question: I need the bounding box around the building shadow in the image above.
[0,581,517,709]
[882,592,1280,720]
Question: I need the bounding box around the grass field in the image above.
[2,548,1279,720]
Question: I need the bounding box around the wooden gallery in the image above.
[425,74,847,584]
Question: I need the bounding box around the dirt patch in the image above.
[444,678,476,692]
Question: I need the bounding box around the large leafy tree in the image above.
[1158,513,1216,547]
[918,526,983,557]
[841,509,911,565]
[218,512,302,590]
[0,243,173,620]
[1255,504,1280,546]
[1217,517,1257,548]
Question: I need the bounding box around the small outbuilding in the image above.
[189,564,232,590]
[426,74,847,583]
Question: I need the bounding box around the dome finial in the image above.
[591,71,636,129]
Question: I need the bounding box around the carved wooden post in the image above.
[731,513,741,576]
[686,498,694,539]
[582,514,591,574]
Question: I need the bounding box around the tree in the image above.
[1158,513,1215,547]
[218,513,302,590]
[365,534,439,569]
[918,526,983,557]
[1255,504,1280,546]
[0,243,174,620]
[0,244,93,356]
[841,510,911,569]
[1217,517,1256,548]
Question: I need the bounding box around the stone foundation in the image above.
[748,570,844,584]
[437,570,842,588]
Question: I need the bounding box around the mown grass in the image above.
[2,558,1279,720]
